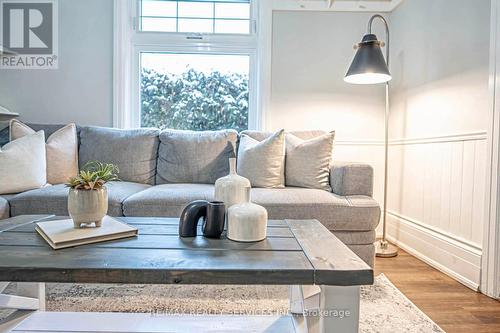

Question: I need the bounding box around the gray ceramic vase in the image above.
[68,187,108,228]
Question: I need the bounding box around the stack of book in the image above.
[36,216,138,250]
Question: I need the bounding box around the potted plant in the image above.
[66,161,119,228]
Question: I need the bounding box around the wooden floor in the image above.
[374,250,500,333]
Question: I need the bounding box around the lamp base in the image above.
[375,239,398,258]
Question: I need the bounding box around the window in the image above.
[140,0,251,34]
[141,53,250,131]
[121,0,257,131]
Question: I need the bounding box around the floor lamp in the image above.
[344,14,398,258]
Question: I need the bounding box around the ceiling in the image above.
[280,0,402,12]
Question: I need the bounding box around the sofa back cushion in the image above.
[156,129,237,184]
[79,126,159,185]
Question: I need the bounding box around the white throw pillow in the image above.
[10,120,79,184]
[0,131,47,194]
[285,131,335,191]
[237,129,285,188]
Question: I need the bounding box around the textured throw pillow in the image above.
[286,131,335,191]
[237,129,285,188]
[10,120,78,185]
[79,126,160,185]
[0,131,46,194]
[157,129,238,184]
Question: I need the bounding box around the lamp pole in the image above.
[367,14,397,258]
[344,14,398,257]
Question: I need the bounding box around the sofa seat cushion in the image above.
[124,185,379,232]
[9,182,150,217]
[250,188,380,231]
[0,196,10,219]
[123,184,215,217]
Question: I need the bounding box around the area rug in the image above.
[2,274,444,333]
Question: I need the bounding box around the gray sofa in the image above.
[0,125,380,266]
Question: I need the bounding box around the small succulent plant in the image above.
[67,161,119,190]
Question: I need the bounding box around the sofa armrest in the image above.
[330,162,374,197]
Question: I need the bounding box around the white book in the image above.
[35,216,138,250]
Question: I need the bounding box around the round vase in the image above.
[68,187,108,228]
[214,158,251,210]
[227,187,268,242]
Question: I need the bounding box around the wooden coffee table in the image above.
[0,215,373,333]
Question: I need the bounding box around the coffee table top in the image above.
[0,215,373,286]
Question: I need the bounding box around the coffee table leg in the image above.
[316,285,360,333]
[6,282,45,311]
[0,282,45,311]
[289,285,360,333]
[289,285,321,315]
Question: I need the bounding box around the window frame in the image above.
[114,0,260,130]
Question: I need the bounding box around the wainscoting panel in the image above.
[334,133,486,289]
[387,132,487,289]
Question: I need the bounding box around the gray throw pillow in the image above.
[79,126,160,185]
[286,131,335,191]
[237,129,285,188]
[156,129,238,184]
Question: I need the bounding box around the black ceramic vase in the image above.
[179,200,208,237]
[179,200,225,238]
[202,201,226,238]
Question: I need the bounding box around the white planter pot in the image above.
[68,187,108,228]
[215,158,251,210]
[227,187,268,242]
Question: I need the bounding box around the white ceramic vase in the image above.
[227,187,268,242]
[214,158,251,210]
[68,187,108,228]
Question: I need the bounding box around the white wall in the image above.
[0,0,114,126]
[270,10,388,206]
[387,0,491,290]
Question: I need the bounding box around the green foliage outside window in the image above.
[141,68,249,132]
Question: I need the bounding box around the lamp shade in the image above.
[344,34,391,85]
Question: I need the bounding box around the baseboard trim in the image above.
[386,212,482,291]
